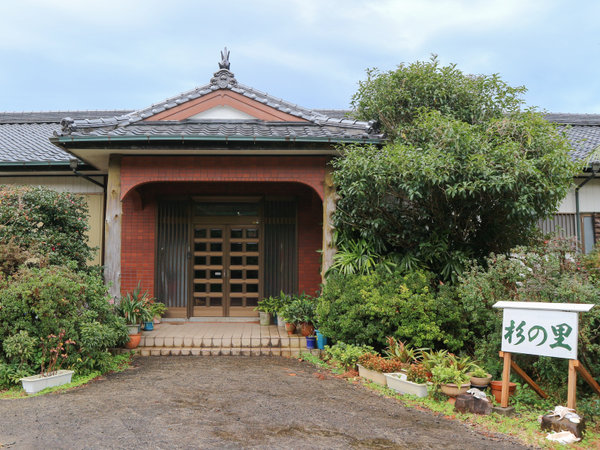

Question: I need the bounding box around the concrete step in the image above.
[137,347,322,357]
[139,334,306,348]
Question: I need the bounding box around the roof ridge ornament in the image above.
[219,47,230,70]
[210,47,237,89]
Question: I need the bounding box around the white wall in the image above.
[557,178,600,214]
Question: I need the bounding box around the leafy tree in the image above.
[0,185,94,270]
[333,57,576,280]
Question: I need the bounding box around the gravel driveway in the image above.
[0,357,528,449]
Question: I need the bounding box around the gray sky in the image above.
[2,0,599,114]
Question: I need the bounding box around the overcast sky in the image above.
[1,0,599,114]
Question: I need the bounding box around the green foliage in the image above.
[327,236,395,276]
[0,185,95,270]
[279,293,317,325]
[352,55,525,137]
[0,265,128,387]
[431,365,470,386]
[334,57,576,281]
[317,267,466,351]
[457,237,600,397]
[255,295,280,314]
[383,337,424,363]
[323,342,374,370]
[117,283,155,324]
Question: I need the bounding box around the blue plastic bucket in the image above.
[306,336,317,349]
[316,330,328,350]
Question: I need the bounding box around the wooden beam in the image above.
[574,360,600,396]
[104,155,122,301]
[500,351,512,408]
[320,167,337,282]
[568,359,577,409]
[510,360,548,398]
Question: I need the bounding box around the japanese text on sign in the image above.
[501,309,578,359]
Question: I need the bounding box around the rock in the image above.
[454,394,492,415]
[540,414,585,439]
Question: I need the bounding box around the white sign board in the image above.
[501,308,578,359]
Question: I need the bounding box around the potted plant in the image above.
[20,330,75,394]
[297,293,317,337]
[116,284,149,347]
[151,301,168,324]
[279,298,303,335]
[469,366,492,388]
[273,291,292,327]
[357,352,406,386]
[432,366,471,400]
[255,296,278,326]
[385,363,430,398]
[384,337,425,367]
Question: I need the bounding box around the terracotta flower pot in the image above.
[285,322,296,335]
[300,322,315,337]
[125,333,141,349]
[489,381,516,403]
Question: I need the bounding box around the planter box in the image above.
[357,364,388,386]
[20,370,75,394]
[385,372,428,398]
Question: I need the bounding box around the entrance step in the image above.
[136,322,318,357]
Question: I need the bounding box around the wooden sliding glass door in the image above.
[191,222,261,317]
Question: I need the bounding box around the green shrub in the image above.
[323,342,374,370]
[0,265,128,387]
[0,185,94,270]
[317,267,466,351]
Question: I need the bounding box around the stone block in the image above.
[192,336,203,347]
[180,348,191,356]
[220,348,231,356]
[154,337,164,347]
[241,338,251,347]
[150,349,161,356]
[202,349,211,356]
[241,348,251,356]
[171,348,182,356]
[202,337,212,347]
[173,337,183,347]
[140,349,151,357]
[492,406,515,416]
[454,394,492,415]
[183,336,193,347]
[232,338,241,347]
[212,337,222,348]
[281,350,291,358]
[160,348,171,356]
[541,414,585,439]
[164,337,174,347]
[190,348,202,356]
[231,348,241,356]
[144,336,155,347]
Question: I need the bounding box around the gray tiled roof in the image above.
[57,70,378,142]
[0,111,131,164]
[545,114,600,161]
[72,120,374,140]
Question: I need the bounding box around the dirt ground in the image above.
[0,357,529,449]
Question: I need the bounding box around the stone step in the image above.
[139,334,306,348]
[137,347,321,357]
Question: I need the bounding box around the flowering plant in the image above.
[358,352,406,373]
[406,363,430,384]
[40,329,75,377]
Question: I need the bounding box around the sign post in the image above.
[493,301,595,409]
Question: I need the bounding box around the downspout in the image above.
[575,160,600,246]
